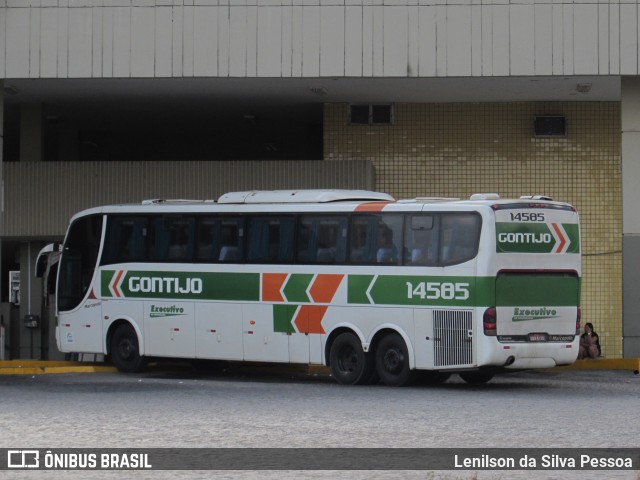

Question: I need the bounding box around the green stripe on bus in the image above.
[101,270,260,301]
[99,270,579,308]
[496,274,580,306]
[283,274,314,303]
[347,275,496,307]
[496,222,580,254]
[347,275,375,304]
[563,224,580,253]
[273,305,298,333]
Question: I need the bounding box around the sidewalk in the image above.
[554,357,640,374]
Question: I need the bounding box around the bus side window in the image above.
[439,213,481,265]
[219,219,243,262]
[350,219,372,263]
[152,216,195,262]
[350,214,402,264]
[102,217,148,264]
[297,216,347,263]
[247,216,295,263]
[196,217,244,262]
[404,215,437,266]
[196,218,219,261]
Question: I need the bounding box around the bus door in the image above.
[56,215,104,353]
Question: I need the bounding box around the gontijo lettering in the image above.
[497,232,552,244]
[128,276,203,294]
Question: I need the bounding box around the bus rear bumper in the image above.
[481,341,579,370]
[505,357,557,369]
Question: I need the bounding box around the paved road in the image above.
[1,366,638,480]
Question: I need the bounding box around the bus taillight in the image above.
[483,307,497,336]
[576,307,581,335]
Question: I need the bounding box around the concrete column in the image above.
[19,103,44,163]
[18,242,44,359]
[621,77,640,357]
[0,81,4,358]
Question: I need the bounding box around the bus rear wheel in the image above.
[329,332,375,385]
[375,333,413,386]
[110,323,146,373]
[459,372,494,384]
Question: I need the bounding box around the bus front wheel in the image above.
[110,323,146,373]
[375,333,413,386]
[329,332,375,385]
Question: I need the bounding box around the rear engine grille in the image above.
[433,310,473,367]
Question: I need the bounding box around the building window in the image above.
[534,116,566,137]
[349,104,393,125]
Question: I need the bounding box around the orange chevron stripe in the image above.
[294,305,327,334]
[309,274,344,304]
[354,202,390,212]
[551,223,567,253]
[112,269,125,298]
[262,273,287,302]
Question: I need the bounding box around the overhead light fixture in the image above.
[576,83,592,93]
[310,87,328,96]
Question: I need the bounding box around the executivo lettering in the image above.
[512,307,559,322]
[149,305,186,318]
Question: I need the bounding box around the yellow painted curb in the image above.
[0,360,116,375]
[554,358,640,372]
[0,360,85,368]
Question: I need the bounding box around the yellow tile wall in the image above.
[324,102,622,358]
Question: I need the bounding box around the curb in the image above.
[2,358,638,376]
[0,360,116,375]
[553,358,640,373]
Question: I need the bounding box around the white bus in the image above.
[51,189,581,386]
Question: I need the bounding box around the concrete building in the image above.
[0,0,637,359]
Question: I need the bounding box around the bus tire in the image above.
[329,332,375,385]
[375,332,413,386]
[110,323,146,373]
[459,372,494,384]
